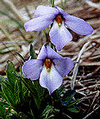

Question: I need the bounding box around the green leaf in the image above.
[0,105,6,118]
[0,75,7,85]
[63,90,76,101]
[6,60,18,87]
[51,0,54,7]
[0,91,4,98]
[68,99,80,107]
[62,112,72,119]
[14,80,21,104]
[67,107,80,113]
[0,75,6,81]
[33,80,46,106]
[0,101,9,108]
[62,90,76,106]
[12,72,29,101]
[41,105,54,119]
[1,83,16,106]
[21,78,45,110]
[30,44,36,59]
[54,86,66,101]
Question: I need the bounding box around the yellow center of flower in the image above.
[55,15,63,27]
[45,59,52,72]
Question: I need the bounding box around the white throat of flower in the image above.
[54,20,64,29]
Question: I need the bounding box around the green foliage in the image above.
[0,45,80,119]
[0,60,29,118]
[21,77,45,110]
[67,107,80,113]
[0,105,6,119]
[51,0,55,7]
[41,105,55,119]
[6,60,18,88]
[41,89,80,119]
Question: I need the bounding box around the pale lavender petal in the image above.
[39,65,62,95]
[22,59,43,80]
[46,45,63,59]
[53,57,73,77]
[55,6,69,19]
[35,5,59,17]
[37,45,47,60]
[24,15,54,31]
[37,45,63,60]
[49,21,72,51]
[65,15,93,35]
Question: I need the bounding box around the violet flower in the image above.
[22,45,73,94]
[24,5,93,51]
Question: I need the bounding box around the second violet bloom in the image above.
[24,5,93,51]
[22,45,73,95]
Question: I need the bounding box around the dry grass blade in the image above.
[82,106,100,119]
[85,0,100,10]
[71,41,91,90]
[1,0,24,23]
[0,25,21,51]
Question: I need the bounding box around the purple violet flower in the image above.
[22,45,73,95]
[24,5,93,51]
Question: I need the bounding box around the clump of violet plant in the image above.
[0,0,93,118]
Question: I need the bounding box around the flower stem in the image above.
[51,0,55,7]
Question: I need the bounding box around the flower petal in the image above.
[65,15,93,35]
[49,21,72,51]
[22,59,43,80]
[39,65,62,95]
[46,45,63,59]
[24,15,54,31]
[53,57,73,77]
[37,45,63,60]
[37,45,47,60]
[35,5,59,17]
[55,6,69,19]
